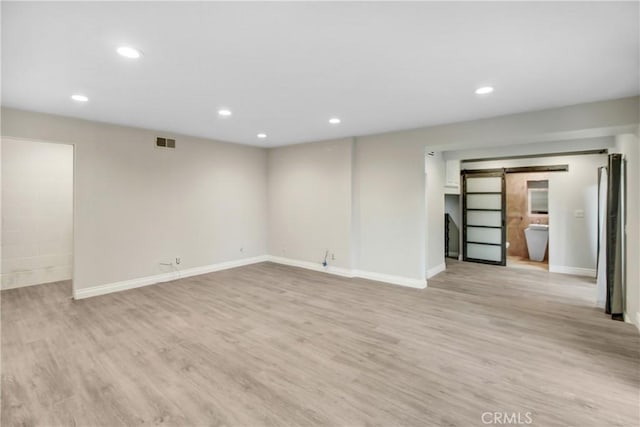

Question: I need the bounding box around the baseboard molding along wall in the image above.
[426,263,446,279]
[73,255,269,299]
[267,255,426,289]
[548,265,596,277]
[266,256,353,278]
[623,311,640,331]
[74,254,427,299]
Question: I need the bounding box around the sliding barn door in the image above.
[462,171,506,266]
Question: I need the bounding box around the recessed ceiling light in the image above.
[257,133,267,139]
[218,109,232,117]
[117,46,142,59]
[475,86,494,95]
[329,117,341,124]
[71,94,89,102]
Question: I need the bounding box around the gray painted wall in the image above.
[1,108,268,292]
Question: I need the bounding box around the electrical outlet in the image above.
[240,247,244,253]
[331,253,335,260]
[175,257,181,265]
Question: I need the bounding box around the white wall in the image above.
[268,138,353,269]
[353,135,427,282]
[1,108,268,295]
[614,133,640,327]
[1,139,73,289]
[267,135,429,287]
[463,154,608,275]
[267,134,429,286]
[425,153,445,276]
[548,156,603,275]
[400,96,638,152]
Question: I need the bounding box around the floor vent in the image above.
[156,137,176,149]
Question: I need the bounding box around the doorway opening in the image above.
[460,165,569,270]
[1,138,74,296]
[444,194,461,260]
[505,172,549,271]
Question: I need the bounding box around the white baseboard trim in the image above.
[625,311,640,331]
[73,255,269,299]
[74,254,428,299]
[352,269,426,289]
[266,256,353,278]
[427,263,446,279]
[548,265,596,277]
[267,256,426,289]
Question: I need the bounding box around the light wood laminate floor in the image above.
[2,261,638,426]
[507,255,548,272]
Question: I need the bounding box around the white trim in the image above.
[626,311,640,330]
[427,262,446,279]
[72,254,428,299]
[73,255,269,299]
[266,256,353,278]
[548,265,596,277]
[267,256,426,289]
[351,269,426,289]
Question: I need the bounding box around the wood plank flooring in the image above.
[2,260,638,426]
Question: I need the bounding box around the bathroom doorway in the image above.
[505,172,550,271]
[459,165,568,270]
[457,151,604,278]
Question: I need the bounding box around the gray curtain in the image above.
[605,154,624,320]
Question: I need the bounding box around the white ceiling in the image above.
[2,1,639,147]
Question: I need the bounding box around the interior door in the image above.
[462,170,506,266]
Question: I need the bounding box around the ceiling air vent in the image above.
[156,137,176,149]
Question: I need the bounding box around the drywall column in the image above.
[614,133,640,327]
[353,135,426,286]
[425,152,446,277]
